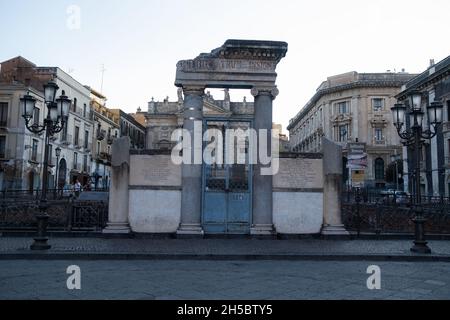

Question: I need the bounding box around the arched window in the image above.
[375,158,385,180]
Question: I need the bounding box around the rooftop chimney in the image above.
[430,59,435,67]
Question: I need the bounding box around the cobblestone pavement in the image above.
[1,237,450,257]
[1,260,450,300]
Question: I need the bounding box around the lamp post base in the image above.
[30,213,51,251]
[410,214,431,254]
[30,237,51,251]
[411,241,431,254]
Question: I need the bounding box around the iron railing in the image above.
[342,189,450,236]
[0,190,109,231]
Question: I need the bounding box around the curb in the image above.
[1,252,450,262]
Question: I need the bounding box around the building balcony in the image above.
[82,164,91,174]
[97,129,106,141]
[442,121,450,133]
[74,139,83,150]
[107,136,115,145]
[373,139,386,146]
[48,157,57,167]
[61,134,72,146]
[72,163,81,172]
[99,152,112,162]
[84,143,92,153]
[0,149,12,160]
[28,153,42,164]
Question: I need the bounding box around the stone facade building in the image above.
[288,71,416,188]
[139,89,254,150]
[109,109,146,150]
[396,56,450,197]
[0,56,94,190]
[89,88,120,189]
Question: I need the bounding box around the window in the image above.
[73,98,77,112]
[374,128,383,141]
[97,141,101,155]
[31,139,38,162]
[33,107,40,126]
[107,145,111,155]
[338,124,348,142]
[373,98,384,112]
[73,152,78,169]
[375,158,385,180]
[0,102,8,127]
[337,101,348,114]
[83,155,88,172]
[62,122,68,142]
[84,130,89,149]
[83,104,87,118]
[74,126,80,146]
[0,136,6,158]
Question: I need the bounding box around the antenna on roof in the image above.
[100,64,106,93]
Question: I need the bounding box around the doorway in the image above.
[202,119,252,234]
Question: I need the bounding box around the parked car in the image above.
[380,190,410,204]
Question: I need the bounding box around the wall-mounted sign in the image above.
[347,143,367,169]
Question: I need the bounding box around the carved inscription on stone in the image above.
[177,59,277,73]
[273,158,323,189]
[130,155,181,187]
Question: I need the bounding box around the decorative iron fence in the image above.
[342,190,450,236]
[0,190,109,232]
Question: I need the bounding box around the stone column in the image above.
[103,136,131,234]
[321,138,349,236]
[250,86,279,236]
[177,86,205,237]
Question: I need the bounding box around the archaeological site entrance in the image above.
[175,39,288,236]
[105,39,346,238]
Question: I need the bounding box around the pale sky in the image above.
[1,0,450,133]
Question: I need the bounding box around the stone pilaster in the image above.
[177,86,205,237]
[250,86,279,236]
[321,138,349,236]
[103,137,131,234]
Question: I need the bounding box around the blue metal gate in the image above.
[202,119,252,234]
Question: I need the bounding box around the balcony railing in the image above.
[49,157,57,167]
[29,152,42,164]
[72,162,81,171]
[99,152,112,162]
[97,129,106,141]
[61,134,72,145]
[84,142,92,152]
[374,139,386,145]
[74,139,82,149]
[442,121,450,133]
[0,149,12,160]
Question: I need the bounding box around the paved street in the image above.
[1,259,449,300]
[2,237,450,258]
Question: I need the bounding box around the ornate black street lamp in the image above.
[391,90,443,254]
[54,146,62,197]
[21,81,71,250]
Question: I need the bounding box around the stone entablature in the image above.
[175,39,287,89]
